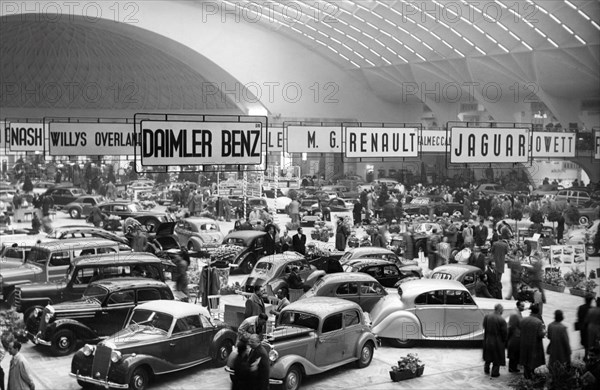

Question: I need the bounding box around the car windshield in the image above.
[253,261,275,276]
[128,309,173,333]
[279,311,320,331]
[225,237,248,246]
[82,285,109,302]
[200,223,219,231]
[431,272,452,280]
[0,245,27,261]
[128,203,143,212]
[340,252,352,261]
[26,247,49,263]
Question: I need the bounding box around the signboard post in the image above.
[449,126,531,164]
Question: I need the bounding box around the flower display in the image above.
[392,353,423,374]
[564,268,587,287]
[574,279,598,293]
[543,269,566,287]
[211,244,245,263]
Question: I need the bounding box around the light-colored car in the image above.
[554,189,592,207]
[226,297,377,390]
[429,264,483,295]
[369,279,505,347]
[575,201,599,226]
[300,273,387,312]
[340,247,418,267]
[174,217,224,252]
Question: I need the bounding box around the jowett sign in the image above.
[8,123,45,152]
[531,132,576,158]
[450,127,530,163]
[286,126,341,153]
[48,123,137,156]
[344,127,418,158]
[139,121,262,166]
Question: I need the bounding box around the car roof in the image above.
[1,235,47,247]
[399,279,468,297]
[256,252,306,266]
[136,300,210,318]
[318,272,379,284]
[183,217,218,224]
[72,252,161,266]
[283,297,362,317]
[345,258,394,267]
[33,238,121,249]
[431,264,481,278]
[91,277,167,292]
[346,247,394,256]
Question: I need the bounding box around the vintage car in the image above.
[369,279,505,347]
[429,264,483,294]
[226,297,377,390]
[63,195,106,219]
[31,278,175,356]
[47,225,129,245]
[474,183,509,197]
[97,201,174,232]
[300,273,387,312]
[403,196,463,216]
[577,200,600,226]
[0,238,132,306]
[174,217,224,253]
[18,252,176,323]
[389,222,452,258]
[299,198,322,225]
[213,230,268,274]
[342,258,421,287]
[43,186,86,209]
[263,189,292,213]
[0,235,49,273]
[339,247,419,267]
[243,252,326,294]
[71,300,237,390]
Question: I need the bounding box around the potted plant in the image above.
[541,269,566,293]
[564,268,586,288]
[570,279,598,298]
[389,353,424,382]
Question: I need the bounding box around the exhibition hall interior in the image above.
[1,1,599,390]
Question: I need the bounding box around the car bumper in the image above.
[32,334,51,346]
[69,372,128,389]
[224,367,283,385]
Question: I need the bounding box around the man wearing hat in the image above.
[469,245,487,271]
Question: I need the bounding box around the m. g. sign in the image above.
[48,122,137,156]
[450,127,530,164]
[139,121,262,166]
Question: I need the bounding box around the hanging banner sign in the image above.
[139,120,262,166]
[48,122,137,156]
[419,130,450,153]
[8,123,45,152]
[286,125,341,153]
[344,127,418,158]
[450,127,530,163]
[267,127,283,152]
[594,130,600,160]
[531,132,576,158]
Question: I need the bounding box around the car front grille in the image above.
[14,289,21,310]
[91,344,113,382]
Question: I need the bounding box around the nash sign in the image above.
[450,127,530,163]
[48,123,137,156]
[344,127,418,158]
[139,121,262,166]
[531,132,576,158]
[8,123,45,152]
[286,126,341,153]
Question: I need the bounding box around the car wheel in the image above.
[283,365,302,390]
[187,242,196,251]
[390,337,416,348]
[356,341,374,368]
[51,329,77,356]
[69,208,81,219]
[129,366,150,390]
[241,257,256,274]
[579,216,590,226]
[214,339,234,367]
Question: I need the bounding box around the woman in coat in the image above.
[335,219,348,251]
[520,304,546,379]
[547,310,571,368]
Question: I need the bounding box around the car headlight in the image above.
[268,349,279,362]
[111,350,122,363]
[82,344,96,356]
[44,305,55,323]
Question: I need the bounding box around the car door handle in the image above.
[169,343,176,347]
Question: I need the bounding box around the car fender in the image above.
[397,264,422,275]
[209,328,237,359]
[353,331,378,357]
[269,354,314,379]
[371,311,422,341]
[305,270,326,286]
[189,237,204,250]
[49,319,98,340]
[234,251,253,266]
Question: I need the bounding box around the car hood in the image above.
[103,325,168,348]
[473,297,509,316]
[19,281,66,297]
[198,231,224,244]
[52,297,102,312]
[0,258,25,269]
[369,293,406,327]
[1,263,41,279]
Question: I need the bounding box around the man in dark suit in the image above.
[292,227,306,255]
[485,260,502,299]
[248,334,270,390]
[473,218,489,247]
[244,285,266,319]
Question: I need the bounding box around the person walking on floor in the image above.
[520,304,546,379]
[482,303,507,378]
[507,300,525,373]
[577,296,594,359]
[248,334,270,390]
[7,341,35,390]
[244,285,266,319]
[547,310,571,369]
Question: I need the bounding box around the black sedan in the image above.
[97,201,174,232]
[342,258,421,287]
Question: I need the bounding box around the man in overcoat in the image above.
[520,304,546,379]
[482,304,507,377]
[244,285,266,319]
[248,334,270,390]
[547,310,571,368]
[507,301,525,372]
